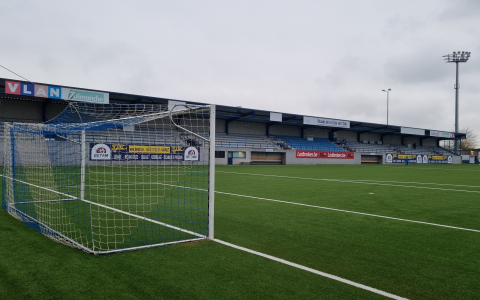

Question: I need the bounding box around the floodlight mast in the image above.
[443,51,471,155]
[382,89,391,128]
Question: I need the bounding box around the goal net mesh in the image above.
[2,102,213,254]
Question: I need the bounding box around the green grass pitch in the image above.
[2,164,480,299]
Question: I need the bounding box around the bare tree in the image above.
[460,127,478,150]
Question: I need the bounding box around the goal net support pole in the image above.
[208,105,215,240]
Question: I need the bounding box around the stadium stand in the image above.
[397,145,456,156]
[85,129,182,146]
[344,141,394,153]
[343,140,456,156]
[274,135,344,151]
[214,133,277,150]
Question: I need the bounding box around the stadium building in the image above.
[0,77,464,165]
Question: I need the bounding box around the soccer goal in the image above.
[1,102,216,254]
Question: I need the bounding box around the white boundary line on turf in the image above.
[371,166,480,172]
[1,174,205,239]
[216,171,480,194]
[151,182,480,233]
[91,179,480,190]
[340,179,480,189]
[214,190,480,233]
[213,239,409,300]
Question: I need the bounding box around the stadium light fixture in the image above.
[382,89,391,128]
[443,51,471,155]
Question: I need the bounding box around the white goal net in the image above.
[1,102,215,254]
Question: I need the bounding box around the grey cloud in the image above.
[382,15,426,40]
[438,0,480,20]
[384,49,453,85]
[1,0,480,143]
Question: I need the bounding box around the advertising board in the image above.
[296,150,354,159]
[90,143,199,161]
[303,116,350,129]
[385,153,452,164]
[5,80,109,104]
[430,131,455,138]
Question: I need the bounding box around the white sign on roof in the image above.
[400,127,425,135]
[303,116,350,129]
[270,112,282,122]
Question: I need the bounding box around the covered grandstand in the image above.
[0,77,465,165]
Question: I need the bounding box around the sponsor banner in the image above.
[400,127,425,135]
[303,116,350,129]
[5,80,109,104]
[90,143,199,161]
[385,153,452,164]
[270,112,282,122]
[91,144,112,160]
[430,130,455,138]
[296,150,354,159]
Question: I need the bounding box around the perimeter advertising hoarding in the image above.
[90,143,200,161]
[296,150,354,159]
[5,80,109,104]
[385,153,452,164]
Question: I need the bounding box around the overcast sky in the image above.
[1,0,479,141]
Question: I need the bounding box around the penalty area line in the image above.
[213,239,409,300]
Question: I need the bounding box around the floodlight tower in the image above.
[382,89,391,128]
[443,51,471,155]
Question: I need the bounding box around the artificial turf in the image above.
[2,164,480,299]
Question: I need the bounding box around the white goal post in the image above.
[1,102,215,254]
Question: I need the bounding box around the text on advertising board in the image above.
[296,150,354,159]
[430,131,455,138]
[90,143,199,161]
[385,153,452,164]
[303,116,350,129]
[5,80,109,104]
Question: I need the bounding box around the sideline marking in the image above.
[369,165,480,172]
[216,190,480,233]
[352,179,480,189]
[217,171,480,193]
[151,182,480,234]
[214,239,409,300]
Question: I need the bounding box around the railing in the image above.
[215,141,275,149]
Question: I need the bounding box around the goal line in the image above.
[2,169,207,255]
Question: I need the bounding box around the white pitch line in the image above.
[372,166,480,172]
[91,180,479,190]
[214,239,409,300]
[350,179,480,189]
[79,197,205,238]
[152,182,480,233]
[217,171,480,194]
[215,190,480,233]
[1,175,77,199]
[2,175,204,239]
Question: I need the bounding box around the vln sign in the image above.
[5,80,109,104]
